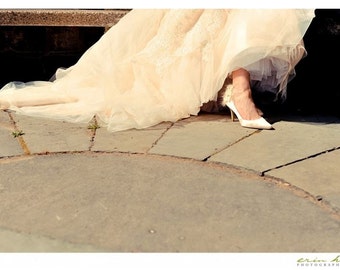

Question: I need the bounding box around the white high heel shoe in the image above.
[222,84,273,130]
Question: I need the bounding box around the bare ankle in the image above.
[231,68,251,90]
[230,87,261,120]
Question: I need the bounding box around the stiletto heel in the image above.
[229,108,235,122]
[222,84,273,130]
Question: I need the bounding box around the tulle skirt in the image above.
[0,9,314,132]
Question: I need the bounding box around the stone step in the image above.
[0,9,130,28]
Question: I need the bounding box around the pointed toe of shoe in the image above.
[240,117,273,130]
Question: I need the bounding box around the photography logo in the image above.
[297,255,340,267]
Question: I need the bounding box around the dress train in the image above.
[0,9,315,132]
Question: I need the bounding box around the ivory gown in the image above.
[0,9,315,132]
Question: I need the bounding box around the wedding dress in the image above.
[0,9,314,132]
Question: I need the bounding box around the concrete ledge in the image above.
[0,9,130,27]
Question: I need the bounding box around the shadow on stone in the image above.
[0,26,104,86]
[286,9,340,117]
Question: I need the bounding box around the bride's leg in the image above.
[231,68,262,120]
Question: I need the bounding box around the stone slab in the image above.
[149,114,254,160]
[278,114,340,125]
[92,122,172,153]
[0,152,339,252]
[0,227,103,252]
[0,111,23,157]
[267,149,340,211]
[209,121,340,174]
[12,114,91,153]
